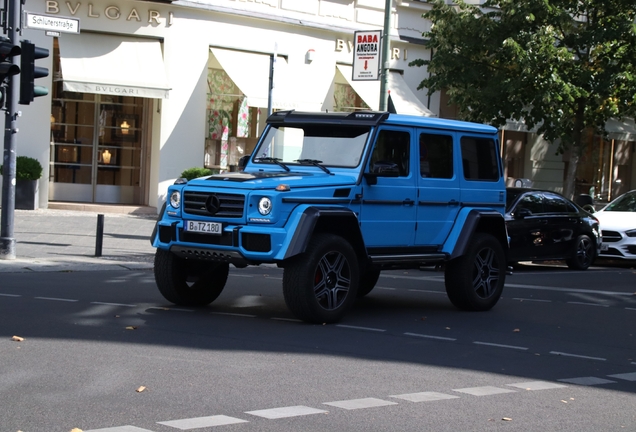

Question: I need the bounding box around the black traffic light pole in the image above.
[0,0,20,260]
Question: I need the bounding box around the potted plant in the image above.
[180,167,214,181]
[0,156,43,210]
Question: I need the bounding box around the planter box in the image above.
[16,179,39,210]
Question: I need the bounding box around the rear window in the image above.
[460,137,500,181]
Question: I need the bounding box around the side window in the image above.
[543,194,568,214]
[370,130,410,176]
[419,133,453,179]
[460,137,499,181]
[516,194,544,215]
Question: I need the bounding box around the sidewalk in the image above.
[0,207,158,273]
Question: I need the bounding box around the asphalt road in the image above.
[1,262,635,432]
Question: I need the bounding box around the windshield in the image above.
[252,124,370,168]
[604,191,636,212]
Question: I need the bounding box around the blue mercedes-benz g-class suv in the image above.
[151,110,508,323]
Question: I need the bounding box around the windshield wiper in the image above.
[295,159,331,174]
[255,157,290,172]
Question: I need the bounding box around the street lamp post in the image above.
[379,0,392,111]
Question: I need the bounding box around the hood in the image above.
[595,210,636,231]
[186,170,358,189]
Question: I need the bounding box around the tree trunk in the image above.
[563,100,587,200]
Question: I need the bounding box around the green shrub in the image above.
[0,156,43,180]
[180,167,213,181]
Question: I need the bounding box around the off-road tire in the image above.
[154,249,229,306]
[565,234,594,270]
[283,233,359,323]
[444,233,506,311]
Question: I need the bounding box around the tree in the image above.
[411,0,636,198]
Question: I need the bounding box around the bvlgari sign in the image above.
[45,1,173,26]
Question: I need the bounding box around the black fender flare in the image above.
[284,206,364,260]
[450,210,509,260]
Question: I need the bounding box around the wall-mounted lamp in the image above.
[102,149,112,164]
[306,49,315,64]
[120,120,130,135]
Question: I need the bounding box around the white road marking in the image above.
[0,293,21,297]
[390,391,459,402]
[91,302,136,307]
[507,381,568,391]
[512,298,552,302]
[453,386,517,396]
[377,286,396,290]
[147,306,194,312]
[408,289,445,294]
[323,397,398,410]
[473,341,528,350]
[231,295,267,308]
[506,283,633,296]
[607,372,636,381]
[567,301,609,307]
[245,405,327,419]
[626,307,636,311]
[34,296,78,302]
[336,324,386,332]
[558,377,617,386]
[271,317,303,322]
[85,426,155,432]
[550,351,606,361]
[158,415,248,429]
[404,332,456,341]
[211,311,256,318]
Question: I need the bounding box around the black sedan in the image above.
[505,188,601,270]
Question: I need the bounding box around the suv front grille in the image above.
[601,230,622,243]
[183,191,245,218]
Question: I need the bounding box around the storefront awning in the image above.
[605,118,636,142]
[58,33,170,99]
[210,48,327,111]
[503,117,636,142]
[335,64,434,116]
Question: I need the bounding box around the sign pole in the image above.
[0,0,21,260]
[379,0,392,111]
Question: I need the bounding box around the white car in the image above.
[594,190,636,260]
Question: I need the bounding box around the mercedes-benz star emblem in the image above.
[205,195,221,214]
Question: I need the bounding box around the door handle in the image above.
[448,200,459,206]
[403,199,415,206]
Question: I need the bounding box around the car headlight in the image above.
[170,191,181,209]
[258,197,272,215]
[626,229,636,238]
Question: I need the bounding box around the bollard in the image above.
[95,214,104,257]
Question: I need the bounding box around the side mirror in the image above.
[371,161,400,176]
[238,155,250,171]
[364,161,400,185]
[514,207,532,219]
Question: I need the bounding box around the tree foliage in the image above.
[411,0,636,197]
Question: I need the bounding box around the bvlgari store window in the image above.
[49,36,158,204]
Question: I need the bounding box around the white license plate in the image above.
[601,243,608,251]
[185,220,222,235]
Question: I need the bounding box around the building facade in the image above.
[3,0,438,211]
[1,0,634,211]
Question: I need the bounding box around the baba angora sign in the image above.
[352,30,381,81]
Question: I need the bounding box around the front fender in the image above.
[281,205,359,260]
[442,208,508,260]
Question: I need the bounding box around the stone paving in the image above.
[0,208,158,272]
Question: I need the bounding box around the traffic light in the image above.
[0,37,21,82]
[19,40,49,105]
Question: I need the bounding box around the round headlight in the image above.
[258,197,272,215]
[170,191,181,208]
